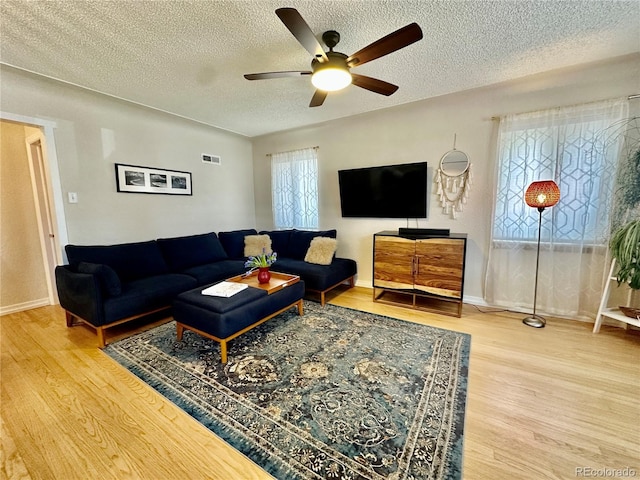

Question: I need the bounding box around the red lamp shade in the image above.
[525,180,560,209]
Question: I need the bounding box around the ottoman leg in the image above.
[220,340,228,363]
[297,299,304,315]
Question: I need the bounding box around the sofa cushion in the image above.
[304,237,337,265]
[66,241,169,282]
[260,229,293,257]
[77,262,122,296]
[218,229,258,259]
[158,232,227,271]
[271,257,356,291]
[288,229,337,260]
[102,273,198,326]
[244,234,272,257]
[181,259,246,285]
[176,284,268,315]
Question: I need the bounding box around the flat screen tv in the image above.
[338,162,428,218]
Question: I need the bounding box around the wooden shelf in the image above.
[373,288,462,317]
[594,259,639,333]
[598,307,640,328]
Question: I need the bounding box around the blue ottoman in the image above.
[173,280,305,363]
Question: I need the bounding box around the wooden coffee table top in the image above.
[226,271,300,295]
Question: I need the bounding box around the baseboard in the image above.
[0,298,50,316]
[461,295,486,306]
[354,279,371,289]
[340,285,608,326]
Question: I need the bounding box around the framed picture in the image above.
[115,163,192,195]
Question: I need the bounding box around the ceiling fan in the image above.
[244,8,423,107]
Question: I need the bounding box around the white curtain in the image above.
[271,147,319,230]
[485,99,629,320]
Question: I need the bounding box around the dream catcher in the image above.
[434,135,472,219]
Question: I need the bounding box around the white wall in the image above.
[0,65,256,246]
[251,54,640,302]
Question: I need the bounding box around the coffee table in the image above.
[173,272,304,363]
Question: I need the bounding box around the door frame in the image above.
[25,131,61,304]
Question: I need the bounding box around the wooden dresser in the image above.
[373,231,467,317]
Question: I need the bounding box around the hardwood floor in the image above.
[2,286,639,479]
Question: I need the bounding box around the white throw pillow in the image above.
[304,237,337,265]
[244,234,272,257]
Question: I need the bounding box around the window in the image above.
[271,147,318,229]
[493,100,628,245]
[485,98,629,319]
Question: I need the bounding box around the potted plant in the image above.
[244,249,278,284]
[609,219,640,317]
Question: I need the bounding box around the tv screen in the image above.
[338,162,428,218]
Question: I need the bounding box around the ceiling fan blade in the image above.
[276,8,328,62]
[351,74,399,96]
[309,90,328,107]
[347,23,423,67]
[244,71,311,80]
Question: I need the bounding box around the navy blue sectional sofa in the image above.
[55,229,357,347]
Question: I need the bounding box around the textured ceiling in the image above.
[1,1,638,137]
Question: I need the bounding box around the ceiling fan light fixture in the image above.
[311,67,352,92]
[245,9,423,106]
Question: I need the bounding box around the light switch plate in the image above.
[68,192,78,203]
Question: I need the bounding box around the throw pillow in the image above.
[244,234,273,257]
[77,262,122,296]
[304,237,337,265]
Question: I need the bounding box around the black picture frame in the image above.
[115,163,192,195]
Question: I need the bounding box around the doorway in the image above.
[0,114,67,313]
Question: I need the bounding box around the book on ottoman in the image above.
[202,282,248,297]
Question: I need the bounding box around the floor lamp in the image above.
[523,180,561,328]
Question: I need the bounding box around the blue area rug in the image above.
[105,301,470,479]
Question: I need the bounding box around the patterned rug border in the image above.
[104,301,471,480]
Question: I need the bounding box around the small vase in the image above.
[257,267,271,284]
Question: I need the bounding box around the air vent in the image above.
[202,153,221,165]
